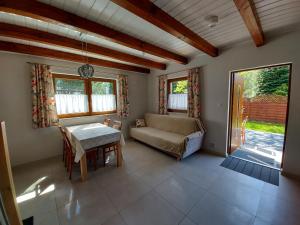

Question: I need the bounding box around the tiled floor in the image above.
[13,140,300,225]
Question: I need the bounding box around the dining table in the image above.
[64,122,125,181]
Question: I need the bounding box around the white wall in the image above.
[0,52,148,166]
[148,31,300,177]
[1,31,299,177]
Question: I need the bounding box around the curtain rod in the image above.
[26,62,123,76]
[159,67,196,77]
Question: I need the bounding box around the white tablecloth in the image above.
[65,123,125,162]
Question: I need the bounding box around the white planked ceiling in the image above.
[254,0,300,33]
[0,0,300,69]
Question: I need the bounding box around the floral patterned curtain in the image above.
[32,64,58,128]
[117,75,129,117]
[158,75,168,114]
[188,67,201,118]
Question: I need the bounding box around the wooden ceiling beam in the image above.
[0,0,187,64]
[0,41,150,74]
[233,0,265,47]
[0,22,166,70]
[111,0,218,57]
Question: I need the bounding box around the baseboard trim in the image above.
[12,154,61,169]
[202,148,226,157]
[281,171,300,181]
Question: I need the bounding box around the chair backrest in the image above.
[103,118,111,126]
[242,116,248,128]
[58,125,65,137]
[112,120,122,130]
[61,130,73,154]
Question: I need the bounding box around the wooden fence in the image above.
[243,95,287,124]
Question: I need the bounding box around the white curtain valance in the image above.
[168,94,187,110]
[55,94,88,115]
[92,94,116,112]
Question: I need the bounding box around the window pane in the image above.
[55,79,85,94]
[171,80,188,94]
[168,94,187,110]
[91,81,116,112]
[92,81,113,94]
[168,79,188,110]
[54,78,88,115]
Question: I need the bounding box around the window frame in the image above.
[53,73,117,118]
[167,76,188,113]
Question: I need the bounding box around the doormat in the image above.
[221,156,279,186]
[22,216,34,225]
[232,149,280,169]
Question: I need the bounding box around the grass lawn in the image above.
[246,121,285,134]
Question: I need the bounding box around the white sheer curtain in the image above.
[55,94,88,114]
[92,94,116,112]
[168,93,187,110]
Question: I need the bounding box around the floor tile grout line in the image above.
[54,193,63,225]
[14,141,300,225]
[106,178,153,214]
[206,187,260,218]
[152,188,187,216]
[153,173,210,216]
[177,215,189,225]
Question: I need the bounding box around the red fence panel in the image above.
[243,95,287,124]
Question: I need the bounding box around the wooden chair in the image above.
[58,125,67,166]
[62,132,98,180]
[102,121,122,166]
[96,118,112,160]
[241,116,248,145]
[112,120,122,130]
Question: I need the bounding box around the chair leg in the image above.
[63,141,67,164]
[69,157,73,180]
[93,152,97,171]
[64,150,67,168]
[103,148,106,167]
[62,144,64,162]
[66,153,69,172]
[64,149,68,168]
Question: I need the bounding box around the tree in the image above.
[55,79,113,95]
[55,79,85,94]
[240,70,258,98]
[274,83,288,96]
[92,81,113,95]
[257,66,289,96]
[172,80,187,94]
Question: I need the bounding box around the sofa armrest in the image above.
[183,131,205,159]
[186,131,204,142]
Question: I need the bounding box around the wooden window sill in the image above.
[167,109,187,113]
[57,111,117,119]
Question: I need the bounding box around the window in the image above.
[167,77,188,112]
[53,74,117,118]
[91,80,116,113]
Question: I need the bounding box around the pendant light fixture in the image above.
[78,33,94,79]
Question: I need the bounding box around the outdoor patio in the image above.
[232,129,284,169]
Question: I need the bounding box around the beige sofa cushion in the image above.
[145,113,200,136]
[130,127,185,155]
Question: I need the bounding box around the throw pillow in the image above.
[136,119,146,127]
